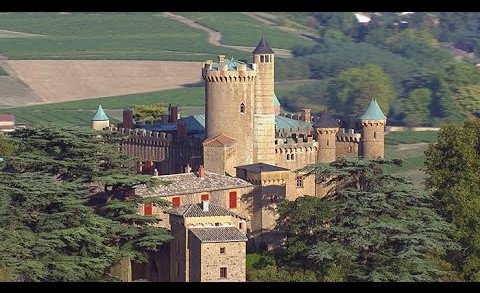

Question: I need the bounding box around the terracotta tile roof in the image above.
[165,203,248,220]
[189,226,247,243]
[135,171,253,197]
[202,133,237,147]
[0,114,14,122]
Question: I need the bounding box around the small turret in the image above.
[92,104,109,130]
[360,99,387,159]
[314,109,339,163]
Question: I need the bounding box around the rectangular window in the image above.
[220,247,226,254]
[239,222,243,230]
[220,267,227,278]
[172,196,181,208]
[296,176,303,188]
[229,191,237,209]
[201,193,209,201]
[144,203,153,216]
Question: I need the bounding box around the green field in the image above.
[0,65,7,75]
[385,130,438,145]
[176,13,314,49]
[0,87,205,126]
[0,13,247,61]
[0,12,312,61]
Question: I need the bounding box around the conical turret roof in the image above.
[314,109,339,128]
[92,105,109,121]
[252,35,274,54]
[359,99,387,120]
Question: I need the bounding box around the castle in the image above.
[94,36,387,282]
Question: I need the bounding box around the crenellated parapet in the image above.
[336,128,361,142]
[274,135,318,154]
[202,61,256,83]
[105,126,203,146]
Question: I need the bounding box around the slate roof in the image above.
[360,99,387,120]
[189,226,247,243]
[203,133,237,147]
[92,105,109,121]
[313,109,339,128]
[275,115,311,132]
[252,35,275,54]
[210,57,254,71]
[273,93,281,106]
[135,172,253,197]
[235,162,289,173]
[165,203,248,220]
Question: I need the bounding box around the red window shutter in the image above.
[229,191,237,209]
[144,203,153,216]
[172,197,181,208]
[201,193,209,201]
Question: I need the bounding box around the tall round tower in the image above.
[252,36,276,164]
[360,99,387,159]
[203,55,256,167]
[92,104,109,130]
[314,109,339,163]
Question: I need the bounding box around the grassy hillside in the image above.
[175,12,314,48]
[0,87,204,126]
[0,12,246,61]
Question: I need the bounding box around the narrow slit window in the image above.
[240,103,245,113]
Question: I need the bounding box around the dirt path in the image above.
[0,29,45,38]
[162,12,292,58]
[241,12,318,41]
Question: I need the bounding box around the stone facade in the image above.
[166,203,248,282]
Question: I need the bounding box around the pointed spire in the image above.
[359,99,387,121]
[314,109,339,128]
[92,104,109,121]
[252,35,274,54]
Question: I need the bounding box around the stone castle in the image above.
[93,36,387,282]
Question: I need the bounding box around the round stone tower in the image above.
[360,99,387,159]
[202,55,256,166]
[314,109,339,163]
[252,36,276,165]
[92,104,109,130]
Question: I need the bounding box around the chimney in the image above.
[198,165,205,178]
[168,106,179,123]
[185,164,192,173]
[176,122,187,138]
[123,108,134,129]
[218,54,225,62]
[301,109,311,122]
[202,200,209,212]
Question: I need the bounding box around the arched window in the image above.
[291,153,295,160]
[287,154,290,160]
[265,55,270,62]
[260,55,265,62]
[240,103,245,113]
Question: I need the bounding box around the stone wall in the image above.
[199,241,246,282]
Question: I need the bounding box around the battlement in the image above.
[336,128,361,142]
[107,125,174,141]
[202,60,256,83]
[275,134,316,147]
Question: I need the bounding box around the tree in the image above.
[132,103,167,122]
[425,119,480,280]
[277,158,459,281]
[0,133,15,157]
[327,64,395,116]
[403,88,433,126]
[0,125,172,281]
